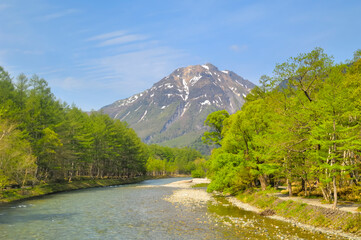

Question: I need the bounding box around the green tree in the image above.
[0,118,37,188]
[202,110,229,146]
[273,47,333,102]
[309,62,361,208]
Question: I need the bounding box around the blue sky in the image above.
[0,0,360,111]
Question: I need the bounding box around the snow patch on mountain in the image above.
[200,100,211,106]
[100,63,256,147]
[182,79,189,101]
[190,75,202,86]
[202,65,209,70]
[138,110,148,122]
[181,102,191,117]
[120,111,130,121]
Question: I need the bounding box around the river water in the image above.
[0,178,346,239]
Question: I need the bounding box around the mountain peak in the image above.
[200,63,218,70]
[169,63,217,77]
[101,63,255,148]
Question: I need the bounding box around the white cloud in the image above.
[0,50,17,74]
[230,44,248,53]
[65,46,187,95]
[86,30,127,41]
[60,77,83,89]
[98,34,148,47]
[42,9,79,20]
[93,47,185,84]
[87,30,149,47]
[51,29,188,102]
[51,76,111,91]
[38,68,65,76]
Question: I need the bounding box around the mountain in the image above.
[101,63,255,148]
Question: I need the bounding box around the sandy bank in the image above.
[162,178,212,206]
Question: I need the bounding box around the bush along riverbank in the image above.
[233,189,361,237]
[0,176,150,204]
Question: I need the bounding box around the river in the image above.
[0,178,347,239]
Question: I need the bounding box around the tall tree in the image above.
[202,110,229,146]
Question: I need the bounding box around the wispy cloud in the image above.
[22,50,44,55]
[52,29,188,102]
[65,46,187,94]
[38,68,65,76]
[42,9,79,21]
[98,34,148,47]
[0,50,19,76]
[0,3,10,11]
[86,30,127,41]
[230,44,248,53]
[87,30,148,47]
[0,49,8,66]
[93,47,185,84]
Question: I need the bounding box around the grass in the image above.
[191,183,209,188]
[235,189,361,235]
[0,176,148,204]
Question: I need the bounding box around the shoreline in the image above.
[3,177,360,239]
[164,178,361,240]
[0,177,146,205]
[226,195,361,240]
[0,175,186,205]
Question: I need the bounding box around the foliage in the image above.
[146,144,203,176]
[0,64,206,193]
[191,158,207,178]
[206,48,361,209]
[0,176,148,203]
[0,67,154,190]
[191,183,209,188]
[202,110,229,146]
[237,191,361,233]
[0,119,37,188]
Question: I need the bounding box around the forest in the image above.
[0,67,202,190]
[205,48,361,209]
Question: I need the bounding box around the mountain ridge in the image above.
[101,63,255,148]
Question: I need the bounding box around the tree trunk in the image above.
[331,119,337,209]
[258,175,267,191]
[320,184,331,203]
[22,169,28,187]
[302,177,309,197]
[68,162,73,183]
[96,167,100,178]
[333,175,338,209]
[287,178,293,197]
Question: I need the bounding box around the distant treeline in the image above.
[205,48,361,208]
[0,67,202,189]
[146,144,202,176]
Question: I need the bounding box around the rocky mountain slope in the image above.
[101,63,255,147]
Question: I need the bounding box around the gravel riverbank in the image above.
[163,178,361,240]
[163,178,212,207]
[226,195,361,240]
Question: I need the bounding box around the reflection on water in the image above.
[0,178,346,239]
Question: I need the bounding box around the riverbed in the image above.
[0,178,350,239]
